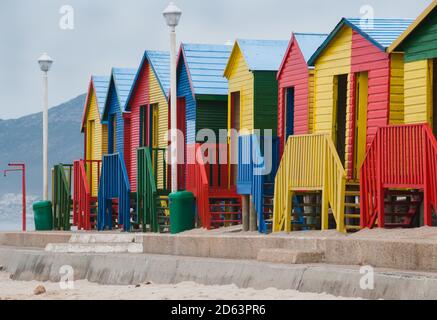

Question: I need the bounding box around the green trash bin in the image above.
[33,201,53,231]
[169,191,195,234]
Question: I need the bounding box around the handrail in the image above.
[137,147,159,232]
[423,125,437,226]
[361,124,437,228]
[52,164,73,231]
[73,159,102,230]
[97,153,131,231]
[251,136,267,233]
[186,144,210,228]
[273,134,346,232]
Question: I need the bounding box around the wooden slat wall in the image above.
[313,27,353,135]
[149,64,169,189]
[226,45,254,133]
[404,59,431,124]
[277,38,310,154]
[128,63,149,192]
[389,52,405,124]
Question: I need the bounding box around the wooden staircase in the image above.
[383,190,422,228]
[344,182,361,232]
[155,192,170,233]
[260,182,275,233]
[97,154,132,232]
[187,144,242,230]
[208,189,242,229]
[361,124,437,229]
[137,147,172,233]
[73,160,102,231]
[52,164,73,231]
[273,134,347,233]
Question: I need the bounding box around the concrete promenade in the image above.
[1,227,437,299]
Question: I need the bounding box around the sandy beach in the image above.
[0,272,357,300]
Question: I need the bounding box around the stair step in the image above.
[210,212,242,215]
[345,214,361,219]
[45,242,143,254]
[293,203,321,207]
[385,223,411,228]
[345,191,360,196]
[384,212,416,217]
[209,203,241,207]
[345,203,360,208]
[346,225,361,231]
[69,234,142,244]
[384,201,421,206]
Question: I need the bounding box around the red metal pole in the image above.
[7,163,26,232]
[22,165,26,232]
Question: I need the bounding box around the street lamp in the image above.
[163,2,182,193]
[38,53,53,201]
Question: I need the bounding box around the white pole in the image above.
[42,71,49,201]
[170,27,178,193]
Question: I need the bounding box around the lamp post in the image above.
[163,2,182,193]
[38,53,53,201]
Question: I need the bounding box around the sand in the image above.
[0,272,358,300]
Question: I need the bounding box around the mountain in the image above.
[0,94,86,196]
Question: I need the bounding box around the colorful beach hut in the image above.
[176,43,240,229]
[277,33,328,154]
[224,39,288,232]
[73,76,109,230]
[80,76,110,196]
[125,51,171,232]
[273,18,412,233]
[125,51,170,192]
[389,1,437,131]
[102,68,137,159]
[98,67,136,232]
[359,1,437,229]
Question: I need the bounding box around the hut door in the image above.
[354,72,368,179]
[334,75,348,166]
[177,98,186,191]
[230,92,241,186]
[151,105,159,149]
[87,120,95,184]
[109,115,117,154]
[87,120,95,160]
[433,59,437,138]
[284,87,295,144]
[140,106,147,147]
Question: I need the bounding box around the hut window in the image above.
[334,74,348,166]
[110,115,117,154]
[140,106,147,147]
[231,92,241,132]
[284,87,295,143]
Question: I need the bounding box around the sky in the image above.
[0,0,431,119]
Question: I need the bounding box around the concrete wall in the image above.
[1,247,437,300]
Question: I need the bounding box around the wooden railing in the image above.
[97,153,131,231]
[361,124,437,228]
[273,134,346,232]
[186,144,210,228]
[73,160,101,230]
[52,164,73,231]
[137,147,166,232]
